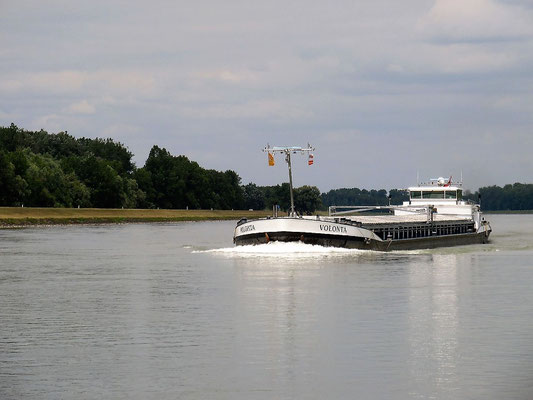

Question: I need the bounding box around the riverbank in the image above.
[1,207,529,228]
[0,207,272,227]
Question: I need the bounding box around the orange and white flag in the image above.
[308,153,314,166]
[268,152,275,166]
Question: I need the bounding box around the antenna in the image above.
[263,144,315,217]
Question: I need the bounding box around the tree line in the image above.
[321,188,409,208]
[0,124,244,210]
[1,124,530,212]
[464,184,533,211]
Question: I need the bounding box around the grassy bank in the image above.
[0,207,272,227]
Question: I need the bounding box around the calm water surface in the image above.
[1,215,532,399]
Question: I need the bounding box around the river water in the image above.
[1,215,532,399]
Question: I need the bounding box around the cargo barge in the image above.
[233,146,491,251]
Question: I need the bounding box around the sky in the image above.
[1,0,532,192]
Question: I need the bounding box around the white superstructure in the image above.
[393,177,486,230]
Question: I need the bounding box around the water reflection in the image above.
[230,260,314,394]
[409,254,459,398]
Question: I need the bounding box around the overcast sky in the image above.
[1,0,532,191]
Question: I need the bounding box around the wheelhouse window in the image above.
[422,191,444,199]
[410,191,422,199]
[445,191,456,199]
[457,190,463,200]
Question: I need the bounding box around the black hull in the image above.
[235,231,490,251]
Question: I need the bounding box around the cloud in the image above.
[30,114,63,131]
[92,70,157,97]
[0,108,16,121]
[381,0,533,75]
[193,69,259,84]
[418,43,515,74]
[102,123,142,138]
[65,100,95,114]
[417,0,533,43]
[179,99,312,120]
[0,70,87,95]
[0,69,157,98]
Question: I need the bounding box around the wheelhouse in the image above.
[409,189,463,201]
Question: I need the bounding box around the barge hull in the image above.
[235,231,489,251]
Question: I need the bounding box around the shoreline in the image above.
[1,207,531,228]
[0,207,272,228]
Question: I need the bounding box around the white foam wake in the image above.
[193,241,368,258]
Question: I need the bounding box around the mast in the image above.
[286,151,295,215]
[263,144,315,217]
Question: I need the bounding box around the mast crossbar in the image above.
[263,144,315,217]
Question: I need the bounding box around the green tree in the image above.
[23,152,90,207]
[467,183,533,211]
[243,183,265,210]
[388,189,409,205]
[140,145,245,210]
[0,150,29,205]
[133,168,155,208]
[260,183,291,211]
[294,185,322,214]
[78,137,134,175]
[65,155,125,208]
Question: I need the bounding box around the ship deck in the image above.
[322,214,475,241]
[335,214,470,226]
